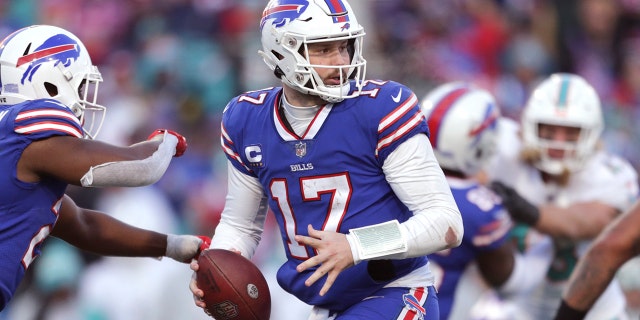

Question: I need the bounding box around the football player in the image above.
[189,0,464,319]
[421,82,540,320]
[484,73,639,319]
[0,25,210,310]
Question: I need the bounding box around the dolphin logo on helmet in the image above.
[15,33,81,85]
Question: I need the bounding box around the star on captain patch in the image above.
[295,141,307,158]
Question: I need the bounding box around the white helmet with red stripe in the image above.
[522,73,603,174]
[0,25,105,139]
[259,0,366,103]
[420,82,501,176]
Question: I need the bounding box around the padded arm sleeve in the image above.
[80,132,177,187]
[347,134,464,264]
[208,162,268,259]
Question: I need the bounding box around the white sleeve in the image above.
[80,131,177,187]
[209,162,269,259]
[384,134,463,258]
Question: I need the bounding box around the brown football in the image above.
[197,249,271,320]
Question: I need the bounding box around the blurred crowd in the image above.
[1,0,640,319]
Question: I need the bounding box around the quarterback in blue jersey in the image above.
[0,25,210,310]
[189,1,463,319]
[420,82,540,319]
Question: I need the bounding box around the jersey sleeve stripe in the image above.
[221,123,234,145]
[378,93,417,133]
[16,108,81,125]
[220,125,252,172]
[376,111,424,157]
[15,122,83,138]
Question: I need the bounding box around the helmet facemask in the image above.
[75,67,105,139]
[525,121,600,175]
[259,0,367,103]
[521,73,603,175]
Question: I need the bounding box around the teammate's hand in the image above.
[165,234,211,263]
[490,181,540,226]
[294,224,355,296]
[148,129,188,157]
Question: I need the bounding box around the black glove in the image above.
[490,181,540,226]
[553,300,588,320]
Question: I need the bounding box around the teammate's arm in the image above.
[51,195,207,262]
[19,130,186,186]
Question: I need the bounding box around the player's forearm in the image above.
[80,131,182,187]
[563,204,640,311]
[399,206,463,257]
[561,246,618,312]
[64,209,168,256]
[382,134,463,258]
[537,203,615,240]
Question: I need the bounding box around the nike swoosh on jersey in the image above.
[392,88,402,103]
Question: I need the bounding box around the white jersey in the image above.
[480,117,639,320]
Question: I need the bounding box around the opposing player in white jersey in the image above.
[485,73,639,319]
[189,0,464,319]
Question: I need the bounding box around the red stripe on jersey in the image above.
[376,110,424,156]
[16,108,80,125]
[378,93,417,133]
[15,121,83,137]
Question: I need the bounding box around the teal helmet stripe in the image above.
[557,75,571,109]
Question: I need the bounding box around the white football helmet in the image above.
[0,25,105,139]
[259,0,366,103]
[421,82,501,176]
[521,73,603,174]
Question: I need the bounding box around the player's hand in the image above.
[189,248,242,311]
[490,181,540,225]
[294,224,355,296]
[148,129,188,157]
[165,234,211,263]
[190,260,208,309]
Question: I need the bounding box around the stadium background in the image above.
[1,0,640,319]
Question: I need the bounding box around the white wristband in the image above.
[346,220,408,262]
[165,234,201,262]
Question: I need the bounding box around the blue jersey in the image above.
[428,179,512,319]
[221,80,431,311]
[0,99,83,310]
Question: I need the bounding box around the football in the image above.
[197,249,271,320]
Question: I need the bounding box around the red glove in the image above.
[196,235,212,259]
[148,129,188,157]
